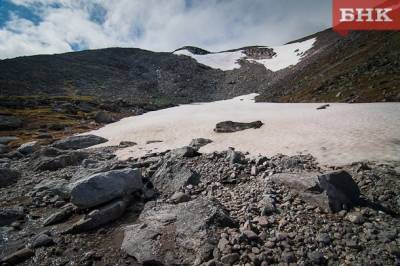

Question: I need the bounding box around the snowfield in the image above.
[174,49,244,71]
[87,94,400,166]
[173,38,316,72]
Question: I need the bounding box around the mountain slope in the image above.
[0,29,399,106]
[256,30,400,102]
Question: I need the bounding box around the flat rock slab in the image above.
[214,120,263,133]
[122,197,238,265]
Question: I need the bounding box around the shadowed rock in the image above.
[270,170,360,212]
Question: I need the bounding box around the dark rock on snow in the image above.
[214,120,263,133]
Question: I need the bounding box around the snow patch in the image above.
[85,94,400,166]
[249,38,316,72]
[174,49,244,71]
[173,38,316,72]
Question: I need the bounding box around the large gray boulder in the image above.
[70,168,143,209]
[52,134,108,150]
[270,170,360,212]
[151,161,200,195]
[122,197,237,265]
[0,168,21,188]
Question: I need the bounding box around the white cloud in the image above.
[0,0,331,59]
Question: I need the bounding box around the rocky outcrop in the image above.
[70,168,143,209]
[52,135,108,150]
[214,120,263,133]
[122,198,238,265]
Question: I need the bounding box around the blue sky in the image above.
[0,0,332,59]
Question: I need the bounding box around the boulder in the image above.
[316,104,330,110]
[0,207,24,226]
[65,199,127,233]
[269,170,360,212]
[214,120,263,133]
[0,115,22,130]
[317,170,360,211]
[121,198,238,265]
[17,141,39,155]
[34,151,87,171]
[70,168,143,209]
[152,162,200,195]
[94,111,117,124]
[0,168,21,188]
[189,138,213,150]
[52,134,108,150]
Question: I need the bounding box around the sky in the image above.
[0,0,332,59]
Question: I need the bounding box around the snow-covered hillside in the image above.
[174,38,316,72]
